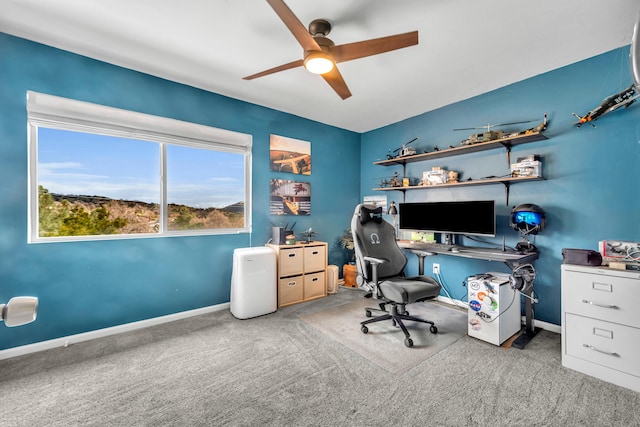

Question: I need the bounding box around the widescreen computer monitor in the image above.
[398,200,496,240]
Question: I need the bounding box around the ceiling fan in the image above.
[243,0,419,100]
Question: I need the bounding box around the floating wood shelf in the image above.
[373,176,544,205]
[374,132,547,166]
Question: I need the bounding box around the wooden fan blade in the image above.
[321,66,352,100]
[243,59,304,80]
[266,0,321,52]
[331,31,418,63]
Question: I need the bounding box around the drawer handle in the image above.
[312,251,319,255]
[287,281,296,286]
[582,344,619,357]
[312,277,318,282]
[581,299,619,309]
[288,253,296,258]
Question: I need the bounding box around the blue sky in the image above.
[38,127,245,208]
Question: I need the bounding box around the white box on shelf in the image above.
[510,160,541,177]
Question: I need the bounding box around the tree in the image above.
[173,205,201,230]
[38,185,67,237]
[38,185,129,237]
[59,205,128,236]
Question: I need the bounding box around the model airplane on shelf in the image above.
[301,227,317,243]
[572,84,639,128]
[454,114,547,146]
[387,137,418,159]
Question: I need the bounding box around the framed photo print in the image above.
[270,134,311,175]
[270,179,311,215]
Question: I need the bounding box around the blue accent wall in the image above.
[0,33,360,349]
[361,47,640,326]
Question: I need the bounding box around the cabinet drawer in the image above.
[565,313,640,378]
[278,276,304,307]
[304,245,326,272]
[304,272,326,300]
[562,270,638,328]
[279,248,304,277]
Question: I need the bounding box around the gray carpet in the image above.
[1,287,639,426]
[301,298,467,373]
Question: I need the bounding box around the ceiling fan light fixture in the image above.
[304,51,334,74]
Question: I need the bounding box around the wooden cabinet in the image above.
[267,241,328,308]
[561,264,640,393]
[373,131,547,204]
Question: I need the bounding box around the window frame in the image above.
[27,91,252,243]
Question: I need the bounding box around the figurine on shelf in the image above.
[389,171,402,187]
[302,227,316,243]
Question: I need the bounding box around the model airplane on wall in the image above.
[573,14,640,128]
[572,84,639,128]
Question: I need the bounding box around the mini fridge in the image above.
[230,247,277,319]
[467,272,521,345]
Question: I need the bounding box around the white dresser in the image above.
[561,264,640,393]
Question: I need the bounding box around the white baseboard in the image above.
[435,295,561,334]
[0,302,230,361]
[436,295,469,309]
[530,318,561,334]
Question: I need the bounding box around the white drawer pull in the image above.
[582,344,619,357]
[581,299,619,309]
[593,327,613,339]
[592,282,612,292]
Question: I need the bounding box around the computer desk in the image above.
[397,240,539,349]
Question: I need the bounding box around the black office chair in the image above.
[351,204,442,347]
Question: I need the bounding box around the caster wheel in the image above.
[391,319,397,327]
[361,325,369,334]
[430,325,438,334]
[404,338,414,347]
[404,311,410,316]
[365,309,372,318]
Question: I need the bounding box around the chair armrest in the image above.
[362,257,389,298]
[363,256,387,265]
[409,250,436,275]
[409,250,435,257]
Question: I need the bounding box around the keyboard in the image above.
[419,243,456,251]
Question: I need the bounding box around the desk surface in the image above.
[397,240,539,265]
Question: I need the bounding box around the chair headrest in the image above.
[359,205,383,225]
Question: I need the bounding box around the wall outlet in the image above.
[433,263,440,274]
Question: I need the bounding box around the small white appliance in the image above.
[467,272,521,345]
[327,265,339,294]
[230,247,277,319]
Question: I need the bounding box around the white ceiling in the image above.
[1,0,639,133]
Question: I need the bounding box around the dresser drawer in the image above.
[304,271,326,300]
[562,269,639,328]
[304,245,326,272]
[278,248,304,277]
[565,313,640,378]
[278,276,303,307]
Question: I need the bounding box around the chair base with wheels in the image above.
[361,299,438,347]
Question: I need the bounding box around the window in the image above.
[27,91,252,243]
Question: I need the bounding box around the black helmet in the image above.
[510,203,545,235]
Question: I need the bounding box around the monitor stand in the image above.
[442,233,454,246]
